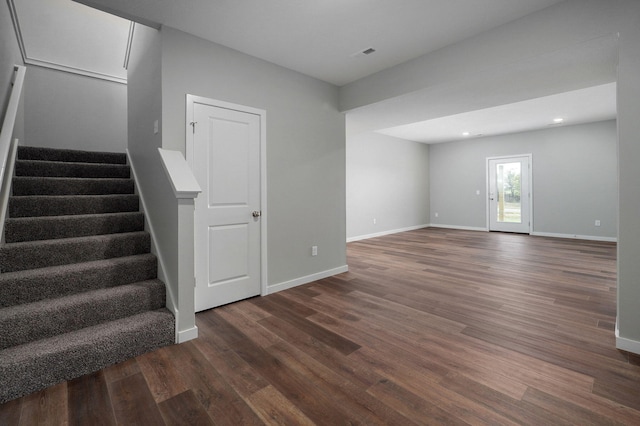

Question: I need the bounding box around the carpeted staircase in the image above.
[0,146,175,403]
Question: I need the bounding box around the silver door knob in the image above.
[252,211,262,218]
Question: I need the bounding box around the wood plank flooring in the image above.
[3,228,639,425]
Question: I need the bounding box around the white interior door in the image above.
[488,155,531,233]
[191,101,263,311]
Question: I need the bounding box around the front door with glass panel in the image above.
[488,156,531,233]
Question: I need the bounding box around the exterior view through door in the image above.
[488,155,531,234]
[188,96,266,312]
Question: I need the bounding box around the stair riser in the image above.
[0,232,151,273]
[0,281,166,349]
[17,146,127,165]
[9,195,140,217]
[0,310,174,403]
[5,213,145,243]
[15,161,130,179]
[0,255,158,308]
[12,177,134,196]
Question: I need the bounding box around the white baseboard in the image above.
[177,326,199,344]
[531,231,617,243]
[428,224,488,232]
[347,224,430,242]
[616,322,640,355]
[267,265,349,295]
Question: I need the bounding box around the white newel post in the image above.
[158,148,201,343]
[176,197,198,342]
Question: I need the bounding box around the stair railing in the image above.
[0,65,26,243]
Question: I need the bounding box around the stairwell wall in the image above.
[127,25,183,328]
[0,0,24,143]
[23,67,127,153]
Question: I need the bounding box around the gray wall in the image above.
[346,131,429,240]
[429,120,617,239]
[23,66,127,152]
[159,27,346,288]
[1,1,24,142]
[616,8,640,347]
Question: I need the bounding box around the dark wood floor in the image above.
[2,228,639,425]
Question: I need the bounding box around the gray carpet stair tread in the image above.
[0,309,174,403]
[0,280,166,349]
[0,254,158,308]
[0,231,151,273]
[15,159,130,179]
[4,212,145,242]
[12,176,134,196]
[17,146,127,164]
[1,146,173,403]
[8,194,140,217]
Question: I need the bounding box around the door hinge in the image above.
[190,121,197,133]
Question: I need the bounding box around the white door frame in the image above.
[485,154,533,233]
[186,94,268,297]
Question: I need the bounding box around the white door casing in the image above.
[487,155,532,234]
[186,95,267,311]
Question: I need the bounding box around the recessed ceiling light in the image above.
[462,132,471,136]
[553,117,564,123]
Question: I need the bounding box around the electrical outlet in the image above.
[435,212,439,218]
[373,218,377,225]
[595,220,601,227]
[311,246,318,256]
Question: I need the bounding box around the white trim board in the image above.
[616,322,640,355]
[178,326,198,344]
[347,224,430,242]
[530,231,617,243]
[25,58,127,85]
[267,265,349,295]
[428,224,488,232]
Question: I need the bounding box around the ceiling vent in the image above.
[350,47,376,58]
